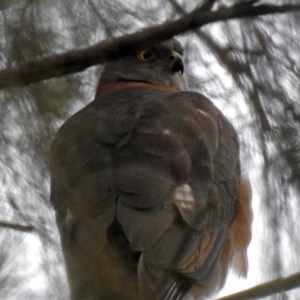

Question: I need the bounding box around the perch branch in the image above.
[216,271,300,300]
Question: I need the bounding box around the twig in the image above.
[0,220,34,232]
[216,272,300,300]
[0,2,299,88]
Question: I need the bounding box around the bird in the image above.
[49,38,252,300]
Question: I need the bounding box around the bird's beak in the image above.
[170,50,184,74]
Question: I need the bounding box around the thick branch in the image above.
[216,272,300,300]
[0,2,300,88]
[0,220,34,232]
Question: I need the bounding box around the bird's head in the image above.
[100,39,188,90]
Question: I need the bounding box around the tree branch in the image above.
[0,220,34,232]
[0,1,300,89]
[216,272,300,300]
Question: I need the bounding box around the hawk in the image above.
[49,39,252,300]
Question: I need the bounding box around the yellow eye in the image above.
[137,50,154,61]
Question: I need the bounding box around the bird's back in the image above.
[50,82,252,300]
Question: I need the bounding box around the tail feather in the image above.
[138,254,192,300]
[158,279,191,300]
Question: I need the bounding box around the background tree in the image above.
[1,0,300,299]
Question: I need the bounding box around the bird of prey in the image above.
[49,39,252,300]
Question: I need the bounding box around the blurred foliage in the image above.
[1,0,300,299]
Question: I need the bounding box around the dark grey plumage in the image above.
[49,39,252,300]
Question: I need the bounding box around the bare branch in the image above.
[216,272,300,300]
[169,0,272,132]
[0,2,299,89]
[0,220,34,232]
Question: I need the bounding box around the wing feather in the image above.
[50,86,251,300]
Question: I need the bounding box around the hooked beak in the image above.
[170,50,184,74]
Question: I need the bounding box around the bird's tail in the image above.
[157,280,192,300]
[138,254,192,300]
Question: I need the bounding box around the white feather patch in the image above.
[174,184,195,210]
